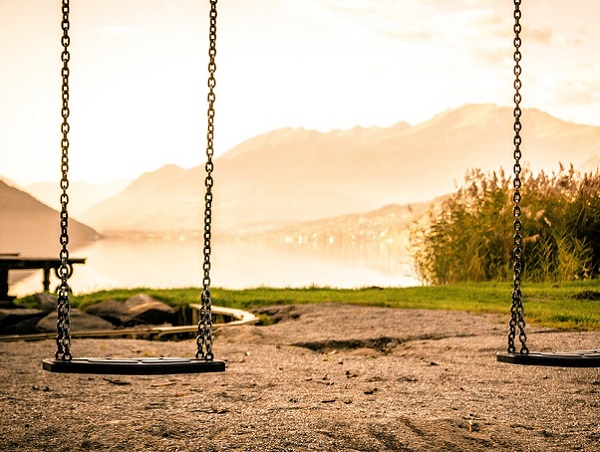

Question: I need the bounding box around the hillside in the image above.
[78,164,206,233]
[0,180,101,256]
[235,202,435,247]
[77,104,600,234]
[26,179,130,216]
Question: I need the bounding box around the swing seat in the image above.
[42,357,226,375]
[496,350,600,368]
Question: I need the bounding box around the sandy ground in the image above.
[1,304,599,451]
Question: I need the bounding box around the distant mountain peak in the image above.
[125,164,187,192]
[138,163,186,178]
[65,104,600,234]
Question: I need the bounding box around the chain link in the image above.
[56,0,73,361]
[196,0,218,360]
[508,0,528,355]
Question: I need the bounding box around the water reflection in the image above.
[11,238,421,296]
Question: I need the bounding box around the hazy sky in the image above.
[1,0,599,185]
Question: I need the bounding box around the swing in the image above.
[496,1,600,368]
[42,0,225,375]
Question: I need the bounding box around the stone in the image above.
[32,293,58,312]
[0,308,47,335]
[84,299,126,325]
[85,293,177,326]
[35,308,115,333]
[0,300,18,309]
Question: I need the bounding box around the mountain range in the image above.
[4,104,600,243]
[76,103,600,234]
[26,179,129,217]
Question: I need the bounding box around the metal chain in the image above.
[508,0,528,355]
[196,0,218,360]
[56,0,73,361]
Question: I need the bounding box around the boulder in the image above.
[35,308,115,333]
[32,293,58,312]
[0,308,47,335]
[0,300,18,309]
[85,294,177,326]
[83,299,124,325]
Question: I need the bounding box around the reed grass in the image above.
[411,166,600,284]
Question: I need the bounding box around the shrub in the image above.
[411,165,600,284]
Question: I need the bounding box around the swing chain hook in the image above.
[508,0,528,355]
[56,0,73,361]
[196,0,218,361]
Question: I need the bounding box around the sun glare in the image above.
[0,0,599,185]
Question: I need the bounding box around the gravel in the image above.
[1,304,599,451]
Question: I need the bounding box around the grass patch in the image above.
[48,280,600,331]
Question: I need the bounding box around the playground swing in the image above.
[495,0,600,367]
[40,1,599,373]
[42,0,225,375]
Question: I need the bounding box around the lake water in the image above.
[10,238,421,297]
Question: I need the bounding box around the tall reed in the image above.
[411,165,600,284]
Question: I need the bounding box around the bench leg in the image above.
[0,269,9,300]
[43,268,51,293]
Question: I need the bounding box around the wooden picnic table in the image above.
[0,255,86,301]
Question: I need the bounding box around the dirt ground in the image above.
[1,304,599,451]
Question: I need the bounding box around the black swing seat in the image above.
[42,357,226,375]
[496,349,600,368]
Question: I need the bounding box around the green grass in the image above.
[35,280,599,332]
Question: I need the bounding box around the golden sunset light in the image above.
[1,0,599,185]
[3,3,600,441]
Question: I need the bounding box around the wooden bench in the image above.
[0,256,86,301]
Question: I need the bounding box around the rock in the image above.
[32,293,58,312]
[83,299,124,325]
[0,300,18,309]
[35,308,115,333]
[0,308,47,335]
[85,294,177,326]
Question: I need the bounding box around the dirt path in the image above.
[2,304,599,451]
